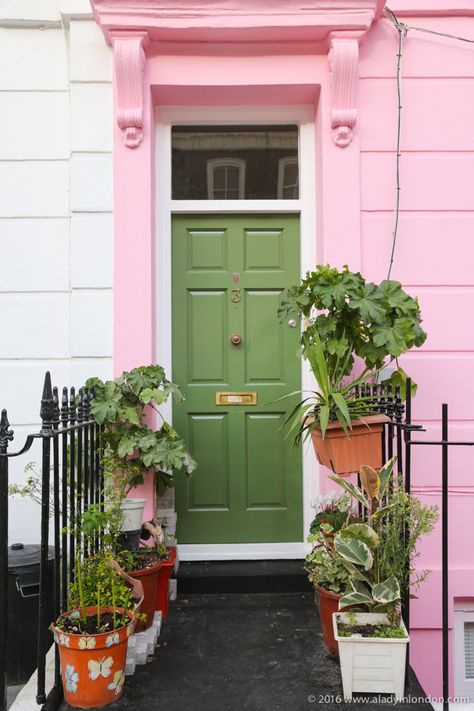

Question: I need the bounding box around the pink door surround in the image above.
[89,0,474,697]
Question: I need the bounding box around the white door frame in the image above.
[155,104,318,560]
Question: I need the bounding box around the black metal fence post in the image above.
[37,373,55,705]
[0,411,13,711]
[442,404,449,711]
[0,372,101,711]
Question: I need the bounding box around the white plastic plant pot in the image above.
[120,498,147,532]
[332,612,409,701]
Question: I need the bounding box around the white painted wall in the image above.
[0,0,114,543]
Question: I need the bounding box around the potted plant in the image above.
[139,518,176,620]
[52,505,145,711]
[155,543,176,620]
[86,365,197,549]
[329,457,438,700]
[278,265,427,474]
[305,493,354,655]
[51,505,147,709]
[119,548,162,632]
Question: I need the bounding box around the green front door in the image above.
[172,214,302,544]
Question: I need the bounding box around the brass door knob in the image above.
[230,334,242,345]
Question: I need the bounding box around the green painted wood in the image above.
[172,214,302,544]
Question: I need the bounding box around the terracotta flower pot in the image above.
[128,561,161,632]
[310,414,390,476]
[315,585,342,656]
[155,546,176,620]
[53,606,135,709]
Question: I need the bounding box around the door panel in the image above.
[187,414,229,510]
[245,413,286,508]
[172,214,302,544]
[245,290,284,383]
[187,290,228,383]
[243,229,284,272]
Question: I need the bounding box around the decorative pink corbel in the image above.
[112,32,149,149]
[329,38,359,148]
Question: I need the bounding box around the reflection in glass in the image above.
[172,125,299,200]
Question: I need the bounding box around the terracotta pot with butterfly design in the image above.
[53,606,136,709]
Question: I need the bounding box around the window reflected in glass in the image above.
[172,125,299,200]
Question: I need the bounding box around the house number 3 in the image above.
[231,288,241,303]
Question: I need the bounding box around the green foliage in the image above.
[338,622,406,639]
[81,505,114,539]
[8,462,55,516]
[281,332,379,444]
[377,479,439,603]
[305,494,355,593]
[305,532,350,594]
[278,266,426,442]
[309,494,352,536]
[372,625,407,639]
[69,551,134,620]
[86,365,197,499]
[329,457,438,626]
[156,543,170,561]
[278,264,427,378]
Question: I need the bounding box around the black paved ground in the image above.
[60,592,433,711]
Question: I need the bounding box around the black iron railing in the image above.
[0,372,465,711]
[376,379,464,711]
[0,372,102,711]
[402,379,474,711]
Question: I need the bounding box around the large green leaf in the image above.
[117,435,135,458]
[328,474,369,507]
[319,405,330,439]
[312,332,330,396]
[372,575,401,604]
[377,456,396,500]
[339,523,379,549]
[339,591,371,609]
[350,578,373,600]
[340,559,372,584]
[334,535,373,571]
[348,282,386,323]
[332,392,352,427]
[385,367,418,400]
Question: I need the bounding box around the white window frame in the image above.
[277,156,299,199]
[454,602,474,700]
[207,157,246,199]
[156,104,317,561]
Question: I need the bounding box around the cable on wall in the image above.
[382,7,474,279]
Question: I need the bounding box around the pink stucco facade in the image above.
[91,0,474,697]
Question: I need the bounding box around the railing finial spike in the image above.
[40,371,55,433]
[0,409,13,450]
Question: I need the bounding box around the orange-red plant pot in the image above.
[315,586,342,656]
[128,561,161,632]
[53,606,135,709]
[156,546,176,620]
[311,414,390,476]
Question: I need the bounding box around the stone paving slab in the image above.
[60,592,433,711]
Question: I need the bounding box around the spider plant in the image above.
[283,331,381,447]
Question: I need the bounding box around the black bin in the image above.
[7,543,55,685]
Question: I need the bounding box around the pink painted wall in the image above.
[359,10,474,697]
[107,3,474,696]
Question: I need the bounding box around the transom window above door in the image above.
[171,124,299,200]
